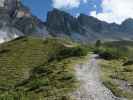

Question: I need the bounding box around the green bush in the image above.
[123,60,133,66]
[47,46,88,62]
[94,46,129,60]
[58,46,88,59]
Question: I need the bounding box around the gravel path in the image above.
[72,54,125,100]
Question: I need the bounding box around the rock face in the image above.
[0,0,5,7]
[0,0,23,43]
[47,9,82,35]
[120,18,133,34]
[46,9,97,43]
[13,16,49,37]
[12,1,49,38]
[0,0,19,16]
[0,0,49,43]
[46,9,133,43]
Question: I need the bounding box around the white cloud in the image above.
[52,0,88,9]
[52,0,80,9]
[83,0,88,3]
[90,0,133,24]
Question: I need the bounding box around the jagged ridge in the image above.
[46,9,133,43]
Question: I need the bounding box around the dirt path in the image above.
[72,54,125,100]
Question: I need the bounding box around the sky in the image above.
[21,0,133,24]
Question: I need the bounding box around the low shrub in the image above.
[123,60,133,66]
[47,46,88,62]
[94,46,129,60]
[58,46,88,59]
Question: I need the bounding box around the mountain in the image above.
[120,18,133,37]
[0,0,23,43]
[46,9,133,43]
[0,1,133,43]
[46,9,97,43]
[0,0,49,43]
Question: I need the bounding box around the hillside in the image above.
[93,41,133,100]
[0,36,88,100]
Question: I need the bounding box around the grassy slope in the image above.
[99,41,133,100]
[101,60,133,100]
[0,36,86,100]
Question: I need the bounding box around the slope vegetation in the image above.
[95,41,133,100]
[0,36,87,100]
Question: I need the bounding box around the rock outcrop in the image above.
[46,9,97,43]
[46,9,133,43]
[0,0,23,43]
[0,0,49,43]
[47,9,82,35]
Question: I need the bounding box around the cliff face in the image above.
[0,0,49,43]
[46,9,133,43]
[0,0,23,43]
[0,0,19,16]
[46,9,97,43]
[47,9,82,35]
[0,0,5,7]
[12,1,49,38]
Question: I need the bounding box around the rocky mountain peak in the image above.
[46,9,82,35]
[0,0,20,7]
[0,0,30,18]
[78,14,104,32]
[0,0,20,15]
[121,18,133,27]
[120,18,133,33]
[46,9,133,42]
[0,0,49,43]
